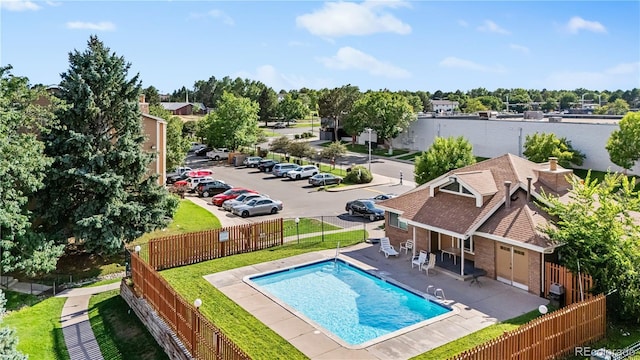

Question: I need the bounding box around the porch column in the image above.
[412,226,416,259]
[459,237,464,276]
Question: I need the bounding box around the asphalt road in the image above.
[184,154,415,225]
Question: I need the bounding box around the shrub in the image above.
[294,134,300,140]
[344,165,372,184]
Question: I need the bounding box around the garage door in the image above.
[496,243,529,291]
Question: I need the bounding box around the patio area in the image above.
[204,242,548,360]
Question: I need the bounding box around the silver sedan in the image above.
[232,198,283,218]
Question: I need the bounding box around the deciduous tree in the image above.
[268,136,291,156]
[276,94,308,125]
[0,66,64,276]
[606,111,640,172]
[523,132,585,168]
[37,36,178,255]
[414,136,475,185]
[149,105,190,171]
[199,91,259,150]
[318,85,361,141]
[540,172,640,322]
[345,91,415,148]
[596,98,630,115]
[320,141,347,163]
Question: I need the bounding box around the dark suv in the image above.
[258,159,279,172]
[196,180,232,197]
[345,199,385,221]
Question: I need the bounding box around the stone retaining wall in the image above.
[119,281,190,360]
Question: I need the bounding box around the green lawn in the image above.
[414,309,544,359]
[3,290,40,311]
[132,199,221,246]
[4,295,69,360]
[160,232,365,359]
[562,321,640,360]
[282,217,341,237]
[88,289,169,360]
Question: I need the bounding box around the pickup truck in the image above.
[206,148,231,161]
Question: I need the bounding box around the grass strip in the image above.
[413,309,543,359]
[160,232,365,359]
[88,289,169,360]
[283,217,341,237]
[4,296,69,360]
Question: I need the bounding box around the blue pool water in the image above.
[250,259,451,346]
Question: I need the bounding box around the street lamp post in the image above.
[365,128,372,172]
[295,217,300,244]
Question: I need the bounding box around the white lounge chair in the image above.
[379,237,399,258]
[424,253,437,276]
[412,250,428,270]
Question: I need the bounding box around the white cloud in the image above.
[604,62,640,75]
[542,62,639,89]
[509,43,530,54]
[457,19,469,27]
[190,9,234,25]
[234,65,332,91]
[296,0,411,38]
[477,20,510,35]
[66,21,116,31]
[206,9,234,26]
[318,46,410,78]
[439,56,507,73]
[565,16,606,34]
[0,0,41,11]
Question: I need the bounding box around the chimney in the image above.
[504,181,512,209]
[549,157,558,171]
[526,176,532,202]
[139,94,146,103]
[138,94,149,115]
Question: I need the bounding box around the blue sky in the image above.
[2,1,639,94]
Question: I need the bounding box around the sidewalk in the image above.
[56,282,121,360]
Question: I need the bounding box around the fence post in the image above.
[321,216,325,242]
[363,222,366,242]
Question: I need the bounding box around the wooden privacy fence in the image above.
[149,218,283,270]
[130,251,250,360]
[450,294,607,360]
[545,262,594,305]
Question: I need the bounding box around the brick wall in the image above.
[120,281,190,360]
[384,217,410,247]
[473,236,495,278]
[529,250,542,295]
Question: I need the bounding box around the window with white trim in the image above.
[464,236,474,252]
[389,212,408,230]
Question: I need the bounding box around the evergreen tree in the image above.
[0,291,27,360]
[37,36,178,255]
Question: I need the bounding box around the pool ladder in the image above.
[426,285,446,300]
[334,242,340,263]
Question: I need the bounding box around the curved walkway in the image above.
[56,282,121,360]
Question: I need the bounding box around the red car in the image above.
[211,188,257,206]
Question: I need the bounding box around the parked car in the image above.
[206,148,231,161]
[211,188,258,206]
[272,163,298,177]
[222,192,267,211]
[196,180,232,197]
[189,143,204,153]
[167,171,191,184]
[232,198,283,218]
[287,165,319,180]
[308,173,343,186]
[194,146,212,156]
[174,176,214,192]
[257,159,279,172]
[272,122,286,129]
[185,169,214,178]
[243,156,263,168]
[167,166,192,177]
[371,193,397,202]
[345,199,385,221]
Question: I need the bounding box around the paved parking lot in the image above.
[182,156,415,227]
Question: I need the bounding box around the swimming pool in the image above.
[248,259,452,347]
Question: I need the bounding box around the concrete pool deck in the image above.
[204,242,549,360]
